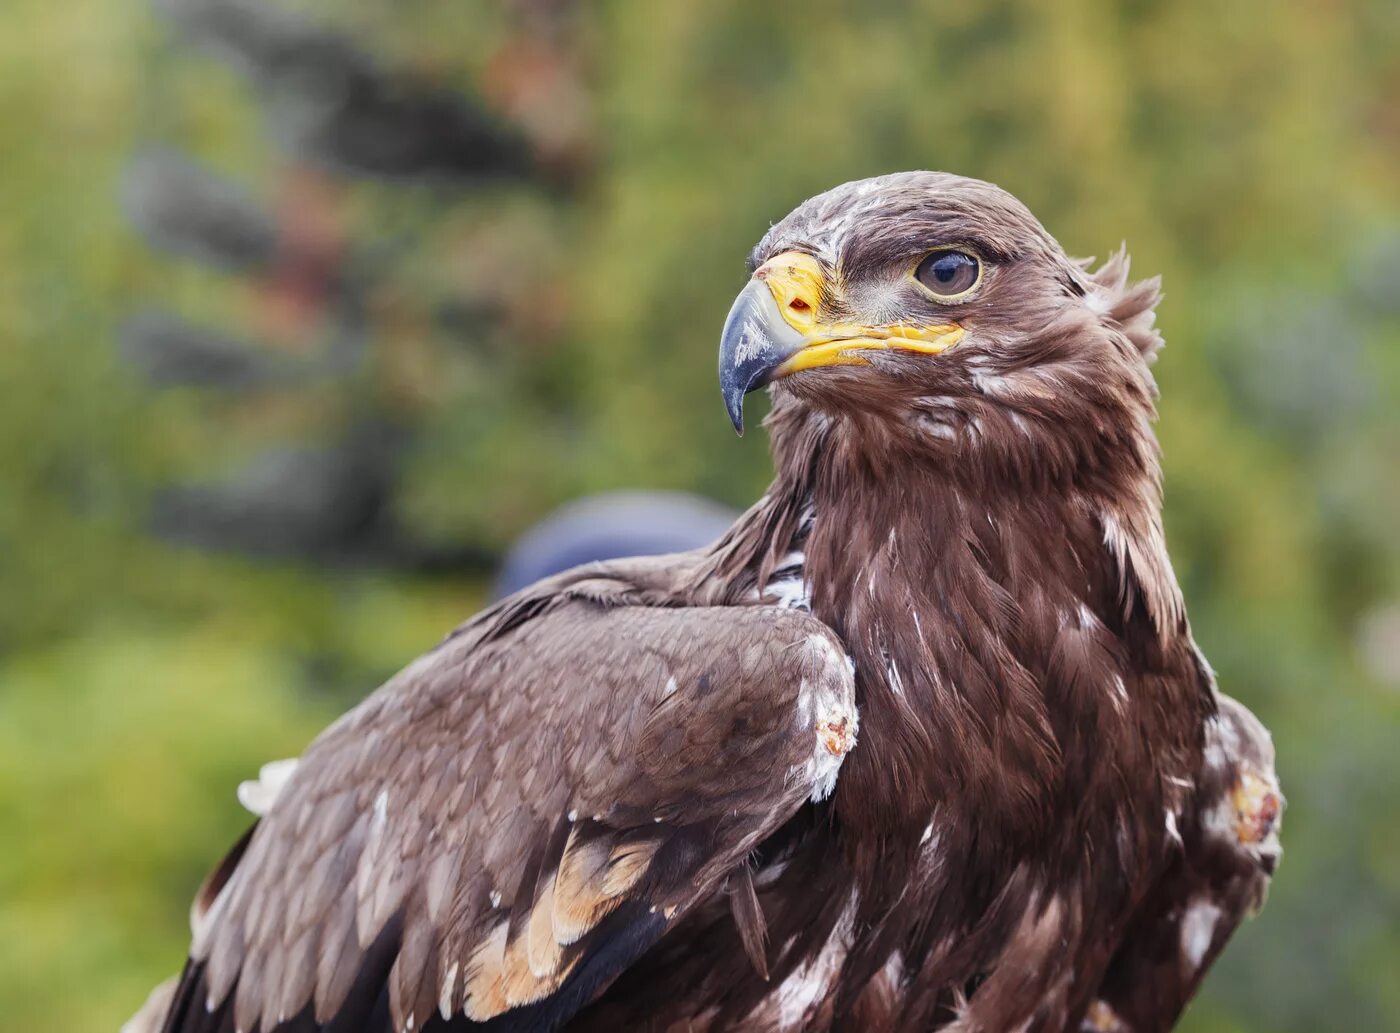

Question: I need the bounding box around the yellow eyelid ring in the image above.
[719,250,964,435]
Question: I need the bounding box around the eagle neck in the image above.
[748,403,1200,844]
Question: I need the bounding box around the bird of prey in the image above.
[129,172,1281,1033]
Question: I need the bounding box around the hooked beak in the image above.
[717,276,808,435]
[717,252,964,434]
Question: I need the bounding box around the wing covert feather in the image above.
[1085,691,1282,1032]
[161,590,856,1033]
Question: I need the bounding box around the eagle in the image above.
[128,172,1281,1033]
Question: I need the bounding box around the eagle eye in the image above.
[914,248,981,301]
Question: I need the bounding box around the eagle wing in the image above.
[1085,690,1283,1033]
[157,567,857,1033]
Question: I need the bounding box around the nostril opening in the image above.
[789,298,810,312]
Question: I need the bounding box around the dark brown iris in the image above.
[915,248,980,299]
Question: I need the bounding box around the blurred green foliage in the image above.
[1,1,1398,1031]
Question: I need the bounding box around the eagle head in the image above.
[719,172,1163,475]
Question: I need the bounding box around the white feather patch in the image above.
[795,635,859,802]
[1180,899,1222,969]
[439,962,459,1019]
[235,758,299,817]
[771,893,858,1029]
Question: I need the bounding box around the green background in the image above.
[1,2,1397,1030]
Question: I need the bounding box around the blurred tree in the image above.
[122,0,591,568]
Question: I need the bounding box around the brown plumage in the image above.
[131,172,1280,1033]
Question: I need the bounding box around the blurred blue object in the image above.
[492,491,739,599]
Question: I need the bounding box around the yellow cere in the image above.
[755,250,965,377]
[755,251,827,334]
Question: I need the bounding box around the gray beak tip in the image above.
[725,391,746,436]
